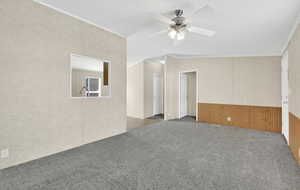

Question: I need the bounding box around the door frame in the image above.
[281,50,289,144]
[152,72,162,116]
[178,70,198,120]
[179,73,188,118]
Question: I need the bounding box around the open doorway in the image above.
[150,72,164,120]
[179,71,197,121]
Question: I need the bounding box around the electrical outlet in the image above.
[227,117,232,122]
[1,149,9,159]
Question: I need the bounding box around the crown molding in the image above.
[32,0,125,39]
[127,52,281,67]
[167,53,281,59]
[127,62,140,68]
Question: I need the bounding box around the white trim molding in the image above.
[128,53,281,68]
[178,70,199,120]
[70,53,112,99]
[167,53,281,59]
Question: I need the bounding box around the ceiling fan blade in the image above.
[154,14,173,25]
[188,26,216,37]
[185,2,210,18]
[149,29,168,38]
[128,28,167,41]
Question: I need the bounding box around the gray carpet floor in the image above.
[1,121,300,190]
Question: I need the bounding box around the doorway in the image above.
[152,72,163,119]
[179,71,197,121]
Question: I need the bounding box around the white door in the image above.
[180,73,188,118]
[281,51,289,144]
[153,73,161,115]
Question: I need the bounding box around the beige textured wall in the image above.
[288,24,300,118]
[187,72,196,116]
[127,63,144,118]
[165,56,281,120]
[0,0,126,169]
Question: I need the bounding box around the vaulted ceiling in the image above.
[36,0,300,65]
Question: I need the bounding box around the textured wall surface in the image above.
[187,72,197,116]
[287,24,300,165]
[0,0,127,169]
[288,24,300,118]
[127,63,144,118]
[165,56,281,119]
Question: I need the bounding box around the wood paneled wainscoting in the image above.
[289,113,300,165]
[198,103,282,133]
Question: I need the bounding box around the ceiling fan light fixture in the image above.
[168,29,177,39]
[176,31,185,40]
[168,28,185,40]
[155,8,216,42]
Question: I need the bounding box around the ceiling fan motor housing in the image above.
[175,9,184,17]
[170,24,187,32]
[172,9,186,26]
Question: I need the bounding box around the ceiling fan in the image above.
[168,9,215,40]
[154,7,216,41]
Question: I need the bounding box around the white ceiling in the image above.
[36,0,300,65]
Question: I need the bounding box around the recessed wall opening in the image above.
[71,54,110,98]
[179,71,197,121]
[151,72,164,120]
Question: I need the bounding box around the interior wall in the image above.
[187,72,196,116]
[127,63,144,119]
[0,0,127,169]
[287,24,300,164]
[288,24,300,118]
[165,56,281,120]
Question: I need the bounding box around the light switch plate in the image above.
[1,149,9,158]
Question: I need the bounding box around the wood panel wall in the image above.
[289,113,300,165]
[198,103,282,133]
